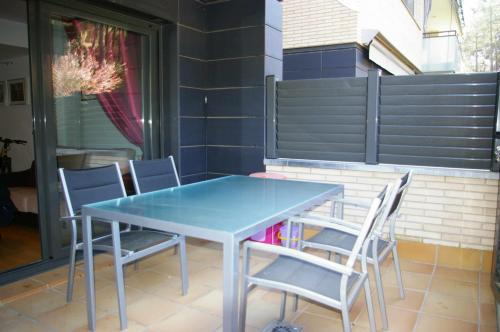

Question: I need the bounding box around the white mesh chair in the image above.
[291,171,412,330]
[239,183,398,332]
[59,163,188,328]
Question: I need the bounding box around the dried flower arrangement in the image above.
[52,40,124,98]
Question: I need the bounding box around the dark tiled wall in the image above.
[178,0,283,182]
[283,44,380,80]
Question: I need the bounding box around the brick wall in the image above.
[283,0,358,49]
[266,165,498,251]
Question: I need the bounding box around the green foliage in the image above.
[462,0,500,72]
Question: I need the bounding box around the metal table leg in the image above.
[222,237,240,331]
[82,213,96,331]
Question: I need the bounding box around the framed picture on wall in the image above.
[8,78,26,105]
[0,81,4,104]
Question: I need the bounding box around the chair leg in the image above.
[178,236,189,295]
[392,246,405,299]
[66,239,76,303]
[340,302,352,332]
[364,279,377,332]
[66,220,77,303]
[373,259,389,330]
[111,222,128,330]
[279,292,287,321]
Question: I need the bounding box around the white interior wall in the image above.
[0,55,34,172]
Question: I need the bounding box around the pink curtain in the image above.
[70,20,144,148]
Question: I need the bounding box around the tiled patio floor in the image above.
[0,238,497,332]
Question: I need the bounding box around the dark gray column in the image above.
[365,69,381,165]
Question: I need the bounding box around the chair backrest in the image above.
[59,162,126,215]
[388,171,413,220]
[345,182,396,268]
[129,156,180,195]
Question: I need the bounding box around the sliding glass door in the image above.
[30,1,160,259]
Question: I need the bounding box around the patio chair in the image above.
[128,156,180,194]
[59,163,188,313]
[239,183,398,332]
[290,171,413,330]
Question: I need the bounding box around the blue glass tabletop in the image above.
[84,175,341,234]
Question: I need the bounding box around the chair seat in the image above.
[309,228,389,258]
[94,230,178,253]
[253,255,359,301]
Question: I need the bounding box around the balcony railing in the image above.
[422,30,462,73]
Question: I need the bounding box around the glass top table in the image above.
[81,175,343,331]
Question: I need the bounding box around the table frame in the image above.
[81,180,343,331]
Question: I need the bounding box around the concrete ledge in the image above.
[264,158,500,180]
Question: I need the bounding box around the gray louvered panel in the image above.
[381,94,496,106]
[278,123,366,135]
[278,105,366,116]
[380,115,494,127]
[279,115,366,125]
[280,133,366,144]
[380,125,493,138]
[381,73,497,85]
[278,95,367,107]
[379,72,497,169]
[278,149,366,162]
[278,77,367,89]
[278,142,366,153]
[379,135,493,149]
[381,83,497,95]
[380,105,495,116]
[278,86,367,97]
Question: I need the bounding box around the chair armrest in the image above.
[291,215,361,235]
[245,241,353,276]
[60,215,81,223]
[331,197,371,209]
[298,214,363,230]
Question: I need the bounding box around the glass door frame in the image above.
[28,0,161,260]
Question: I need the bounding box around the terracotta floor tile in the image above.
[480,284,495,304]
[376,286,425,311]
[245,298,294,329]
[480,303,497,326]
[125,270,181,291]
[149,307,221,332]
[292,312,344,332]
[126,294,184,326]
[0,304,23,327]
[355,305,418,332]
[191,289,223,317]
[480,272,491,285]
[429,277,478,300]
[433,266,478,283]
[37,301,105,332]
[6,289,67,317]
[482,251,493,273]
[147,283,213,305]
[149,259,207,277]
[399,260,435,275]
[0,278,46,303]
[481,324,498,332]
[383,270,431,291]
[415,314,477,332]
[0,316,52,332]
[94,285,145,312]
[31,266,78,288]
[423,292,477,322]
[53,275,112,300]
[189,267,223,289]
[73,313,146,332]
